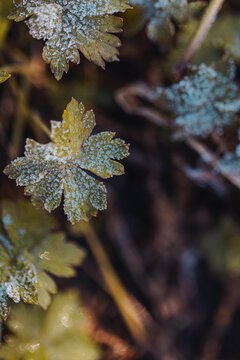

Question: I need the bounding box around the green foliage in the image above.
[0,291,100,360]
[0,0,12,48]
[9,0,130,80]
[0,200,84,319]
[0,71,11,83]
[201,220,240,275]
[128,0,204,45]
[156,62,240,137]
[4,98,129,224]
[167,14,240,71]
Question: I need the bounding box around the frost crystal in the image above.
[4,98,129,224]
[129,0,203,44]
[0,200,84,319]
[9,0,130,79]
[156,63,240,137]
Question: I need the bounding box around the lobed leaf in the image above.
[0,291,100,360]
[9,0,131,79]
[4,98,129,224]
[0,200,84,319]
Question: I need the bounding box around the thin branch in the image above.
[116,82,240,190]
[81,222,150,345]
[176,0,225,77]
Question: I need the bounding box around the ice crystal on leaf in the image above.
[4,98,129,224]
[0,200,84,320]
[0,291,100,360]
[9,0,130,80]
[129,0,203,44]
[156,63,240,137]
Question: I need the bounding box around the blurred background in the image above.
[2,1,240,359]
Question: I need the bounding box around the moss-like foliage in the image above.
[0,200,84,320]
[4,98,129,224]
[156,63,240,137]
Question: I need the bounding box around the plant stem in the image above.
[176,0,225,77]
[9,77,51,144]
[81,222,148,344]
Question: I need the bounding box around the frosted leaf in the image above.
[0,71,10,83]
[4,98,129,224]
[156,63,240,137]
[0,291,100,360]
[9,0,131,80]
[0,200,84,319]
[129,0,204,44]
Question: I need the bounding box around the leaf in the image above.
[201,219,240,275]
[156,62,240,137]
[0,71,11,83]
[0,0,12,48]
[128,0,204,45]
[9,0,131,80]
[0,200,84,319]
[166,14,240,73]
[4,98,129,224]
[0,291,100,360]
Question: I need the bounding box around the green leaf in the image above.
[0,291,100,360]
[0,0,12,48]
[201,219,240,275]
[9,0,131,80]
[166,14,240,73]
[0,200,84,319]
[0,71,11,83]
[4,98,129,224]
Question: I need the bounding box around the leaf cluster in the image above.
[0,200,84,319]
[0,291,100,360]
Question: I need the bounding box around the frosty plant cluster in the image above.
[2,0,240,359]
[0,0,131,330]
[156,63,240,137]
